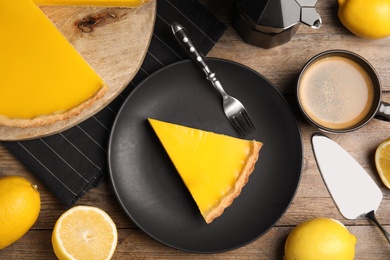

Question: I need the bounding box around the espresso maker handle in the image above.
[375,101,390,121]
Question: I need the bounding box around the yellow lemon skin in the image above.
[0,176,41,249]
[284,218,356,260]
[338,0,390,39]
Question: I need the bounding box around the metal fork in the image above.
[171,22,256,137]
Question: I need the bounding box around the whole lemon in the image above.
[338,0,390,39]
[0,176,41,249]
[284,218,356,260]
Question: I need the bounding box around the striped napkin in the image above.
[2,0,226,207]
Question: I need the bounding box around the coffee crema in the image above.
[298,56,375,130]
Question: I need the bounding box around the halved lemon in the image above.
[52,206,118,260]
[375,138,390,189]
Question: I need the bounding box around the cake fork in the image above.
[171,22,256,137]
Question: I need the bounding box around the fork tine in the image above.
[240,110,256,132]
[230,110,256,137]
[236,114,251,136]
[230,115,247,137]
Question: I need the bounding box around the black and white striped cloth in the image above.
[2,0,227,207]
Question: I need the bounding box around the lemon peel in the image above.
[0,176,41,249]
[338,0,390,39]
[284,218,356,260]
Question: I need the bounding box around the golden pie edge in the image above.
[202,140,263,224]
[0,85,108,128]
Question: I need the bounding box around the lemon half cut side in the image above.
[375,138,390,189]
[52,205,118,260]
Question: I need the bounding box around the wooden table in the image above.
[1,1,390,258]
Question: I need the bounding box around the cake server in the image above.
[311,133,390,244]
[171,22,256,137]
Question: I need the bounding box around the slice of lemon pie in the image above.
[148,118,263,224]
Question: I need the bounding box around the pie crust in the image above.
[0,85,108,128]
[202,140,262,224]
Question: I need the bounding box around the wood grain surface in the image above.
[1,0,390,259]
[0,1,156,141]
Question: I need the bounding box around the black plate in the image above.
[108,58,302,253]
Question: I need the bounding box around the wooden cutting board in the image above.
[0,1,156,141]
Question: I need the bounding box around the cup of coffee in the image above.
[297,50,390,133]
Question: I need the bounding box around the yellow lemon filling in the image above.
[0,0,109,126]
[33,0,147,7]
[148,118,262,223]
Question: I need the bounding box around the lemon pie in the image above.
[148,118,263,224]
[33,0,146,7]
[0,0,147,128]
[0,0,108,128]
